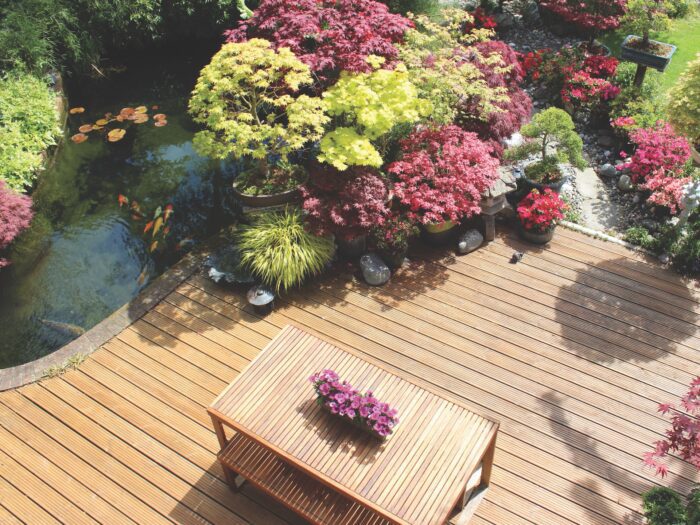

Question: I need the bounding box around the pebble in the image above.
[599,163,617,178]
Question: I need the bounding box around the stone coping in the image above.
[0,250,204,391]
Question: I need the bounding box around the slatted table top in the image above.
[209,325,499,525]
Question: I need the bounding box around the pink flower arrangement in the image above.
[389,126,500,225]
[620,122,692,184]
[309,369,399,438]
[517,189,567,233]
[643,376,700,478]
[0,181,34,269]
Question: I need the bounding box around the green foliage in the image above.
[668,53,700,144]
[667,0,692,18]
[609,62,664,134]
[643,487,688,525]
[688,487,700,525]
[506,108,585,176]
[624,226,661,251]
[237,208,334,292]
[319,64,432,170]
[378,0,441,16]
[398,11,503,125]
[0,72,60,191]
[189,40,328,167]
[621,0,672,42]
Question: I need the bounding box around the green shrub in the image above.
[238,208,334,292]
[688,487,700,525]
[0,72,60,191]
[668,53,700,145]
[643,486,688,525]
[610,62,665,135]
[624,226,661,251]
[667,0,691,18]
[378,0,441,16]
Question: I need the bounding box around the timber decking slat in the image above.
[1,226,698,525]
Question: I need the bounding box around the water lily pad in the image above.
[115,115,125,122]
[134,105,148,114]
[95,118,110,126]
[71,133,88,143]
[92,125,104,131]
[69,107,85,114]
[133,114,149,124]
[119,107,135,118]
[154,120,168,127]
[107,128,126,142]
[78,124,93,133]
[153,113,166,121]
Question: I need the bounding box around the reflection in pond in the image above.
[0,44,240,368]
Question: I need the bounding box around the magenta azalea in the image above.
[0,181,34,268]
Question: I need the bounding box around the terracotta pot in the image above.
[421,221,457,245]
[518,223,556,244]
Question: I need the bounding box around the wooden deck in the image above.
[1,227,699,525]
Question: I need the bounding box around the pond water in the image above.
[0,44,240,369]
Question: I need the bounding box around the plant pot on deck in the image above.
[518,223,556,244]
[378,249,407,269]
[421,221,457,245]
[337,235,367,259]
[621,35,677,72]
[520,174,569,195]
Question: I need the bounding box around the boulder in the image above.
[617,174,633,192]
[599,163,618,178]
[457,230,484,254]
[360,253,391,286]
[597,135,615,147]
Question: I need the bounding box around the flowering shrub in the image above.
[371,213,418,255]
[309,369,399,438]
[398,11,502,126]
[538,0,625,38]
[0,181,34,268]
[300,165,390,240]
[390,126,500,225]
[520,49,549,81]
[225,0,413,88]
[517,189,567,233]
[561,71,620,109]
[189,40,328,170]
[319,66,431,170]
[640,171,692,215]
[622,122,692,184]
[463,7,497,31]
[582,55,619,79]
[643,376,700,477]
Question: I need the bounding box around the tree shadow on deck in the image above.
[498,234,700,365]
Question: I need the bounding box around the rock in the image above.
[504,132,523,148]
[495,12,516,29]
[617,174,633,192]
[360,253,390,286]
[659,253,670,265]
[632,194,641,204]
[599,163,617,178]
[597,135,615,147]
[457,230,484,254]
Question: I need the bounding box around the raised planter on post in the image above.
[621,35,677,86]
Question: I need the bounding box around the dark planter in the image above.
[232,181,302,208]
[521,174,569,194]
[621,35,677,72]
[421,221,457,246]
[319,403,386,441]
[379,249,407,269]
[518,223,556,244]
[337,235,367,258]
[691,144,700,167]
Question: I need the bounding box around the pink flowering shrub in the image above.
[390,126,500,225]
[582,55,619,79]
[225,0,413,88]
[517,189,567,233]
[309,369,399,438]
[561,70,620,108]
[643,376,700,477]
[0,181,33,268]
[300,164,390,240]
[640,171,691,215]
[622,122,692,184]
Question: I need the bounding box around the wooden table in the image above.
[208,325,499,525]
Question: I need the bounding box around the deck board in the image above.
[1,228,698,524]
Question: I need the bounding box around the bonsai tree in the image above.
[668,54,700,150]
[389,125,500,227]
[505,107,585,184]
[538,0,626,49]
[188,39,328,191]
[621,0,671,50]
[237,208,334,292]
[318,65,432,171]
[0,181,34,268]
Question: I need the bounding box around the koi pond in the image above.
[0,45,240,369]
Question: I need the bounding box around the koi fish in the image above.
[40,319,86,337]
[118,194,129,208]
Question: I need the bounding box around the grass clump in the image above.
[42,353,87,379]
[238,208,334,292]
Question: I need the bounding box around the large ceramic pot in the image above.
[421,220,457,245]
[621,35,677,72]
[233,181,303,208]
[520,174,569,194]
[518,223,556,244]
[337,235,367,259]
[379,249,407,269]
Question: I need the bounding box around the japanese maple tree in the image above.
[389,125,500,225]
[538,0,626,46]
[644,376,700,477]
[300,164,390,240]
[225,0,413,89]
[0,181,33,268]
